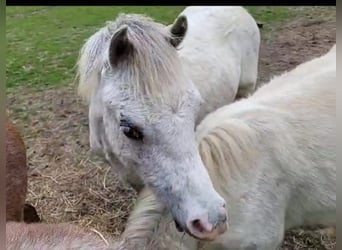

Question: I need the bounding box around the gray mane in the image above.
[77,13,189,104]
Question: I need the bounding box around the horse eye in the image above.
[122,126,143,140]
[120,119,143,140]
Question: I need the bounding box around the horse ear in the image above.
[169,15,187,47]
[109,25,134,67]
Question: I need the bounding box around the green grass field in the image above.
[6,6,292,91]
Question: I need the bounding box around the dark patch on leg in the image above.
[23,203,41,223]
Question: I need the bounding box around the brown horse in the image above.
[6,222,112,250]
[6,117,40,223]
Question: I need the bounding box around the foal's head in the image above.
[91,14,227,241]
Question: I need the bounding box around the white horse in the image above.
[77,7,260,190]
[167,6,260,123]
[77,13,230,241]
[114,44,337,250]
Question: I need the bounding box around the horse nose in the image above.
[186,203,228,241]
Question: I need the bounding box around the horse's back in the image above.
[197,44,336,170]
[178,6,260,121]
[179,6,257,32]
[6,118,28,222]
[179,6,259,57]
[252,44,336,113]
[6,222,111,250]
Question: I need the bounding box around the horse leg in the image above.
[236,83,256,100]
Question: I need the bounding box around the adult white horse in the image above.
[77,7,260,190]
[113,44,337,250]
[77,13,236,241]
[166,6,261,122]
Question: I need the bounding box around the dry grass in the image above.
[282,227,336,250]
[7,86,137,240]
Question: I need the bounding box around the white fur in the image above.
[118,44,336,250]
[6,222,112,250]
[77,6,260,191]
[79,13,228,239]
[175,6,260,123]
[76,8,260,238]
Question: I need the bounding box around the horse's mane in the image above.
[76,19,115,102]
[201,121,262,187]
[76,13,189,104]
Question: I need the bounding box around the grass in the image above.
[6,6,292,91]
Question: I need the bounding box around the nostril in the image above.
[190,218,213,233]
[186,210,228,240]
[192,219,204,233]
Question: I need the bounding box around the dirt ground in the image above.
[7,8,336,250]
